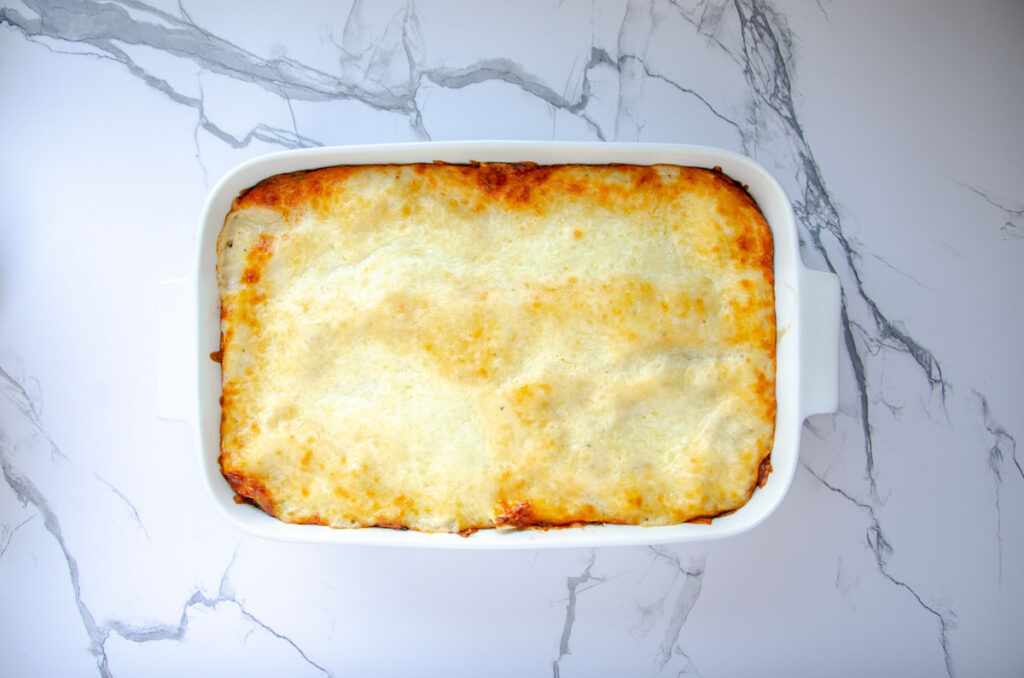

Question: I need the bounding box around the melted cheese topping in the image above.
[217,163,775,533]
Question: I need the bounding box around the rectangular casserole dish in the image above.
[158,141,840,548]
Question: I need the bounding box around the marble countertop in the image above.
[2,1,1021,676]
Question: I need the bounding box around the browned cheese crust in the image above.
[217,162,776,533]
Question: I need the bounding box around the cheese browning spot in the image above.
[495,500,538,527]
[240,234,275,285]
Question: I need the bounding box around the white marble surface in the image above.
[1,1,1022,676]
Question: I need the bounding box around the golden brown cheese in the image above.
[217,162,775,533]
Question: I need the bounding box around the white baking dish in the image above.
[158,141,839,548]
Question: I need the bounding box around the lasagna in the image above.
[216,162,776,533]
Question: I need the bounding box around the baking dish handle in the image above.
[158,276,196,423]
[798,267,841,418]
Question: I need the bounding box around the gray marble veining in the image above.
[552,550,602,678]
